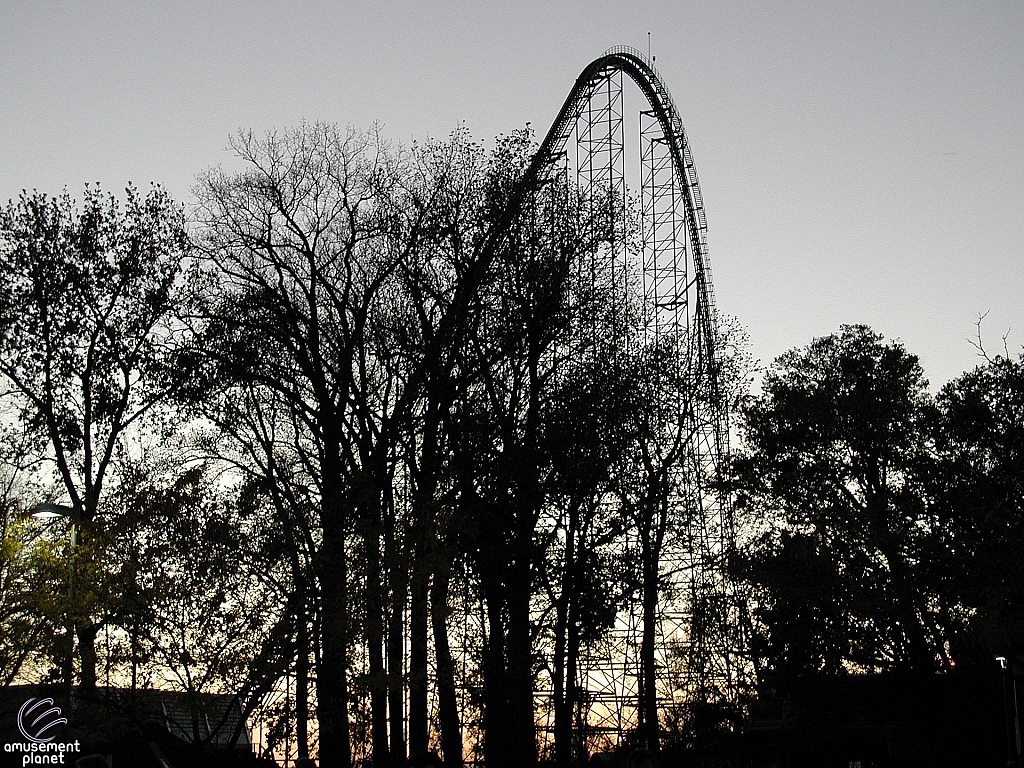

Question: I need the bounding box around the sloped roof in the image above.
[94,687,251,749]
[1,685,251,751]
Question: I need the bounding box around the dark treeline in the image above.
[732,324,1024,685]
[1,123,1022,768]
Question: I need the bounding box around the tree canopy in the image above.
[733,324,1024,683]
[0,183,196,690]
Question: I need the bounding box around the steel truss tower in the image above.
[416,46,746,764]
[515,46,746,756]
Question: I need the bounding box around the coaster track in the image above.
[501,46,744,753]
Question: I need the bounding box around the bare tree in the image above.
[194,122,465,768]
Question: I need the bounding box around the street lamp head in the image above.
[26,503,77,520]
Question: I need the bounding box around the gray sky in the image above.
[2,0,1022,388]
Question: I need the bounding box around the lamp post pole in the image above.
[998,656,1020,766]
[28,502,80,709]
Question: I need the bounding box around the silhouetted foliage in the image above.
[929,351,1024,664]
[734,326,1024,688]
[0,183,195,689]
[733,325,941,678]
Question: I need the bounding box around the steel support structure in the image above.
[391,45,747,764]
[522,46,745,757]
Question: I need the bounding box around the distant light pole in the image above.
[998,656,1021,766]
[26,502,80,708]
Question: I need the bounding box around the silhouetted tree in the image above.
[929,350,1024,664]
[0,183,194,690]
[732,324,941,679]
[541,355,636,768]
[188,382,320,757]
[444,129,625,768]
[105,463,291,753]
[193,123,555,768]
[194,123,414,768]
[394,131,498,768]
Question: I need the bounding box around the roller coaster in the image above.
[479,45,747,756]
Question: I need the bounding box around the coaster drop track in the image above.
[480,46,749,754]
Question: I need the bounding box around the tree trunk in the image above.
[297,613,310,761]
[640,536,659,755]
[552,520,574,768]
[567,611,581,763]
[409,431,437,757]
[409,569,429,754]
[366,516,389,768]
[388,579,408,764]
[507,543,538,768]
[431,554,463,768]
[482,588,511,768]
[77,624,99,690]
[318,440,353,768]
[318,531,352,768]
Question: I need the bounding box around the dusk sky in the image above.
[2,1,1021,389]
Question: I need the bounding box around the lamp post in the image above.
[26,502,80,709]
[998,656,1021,766]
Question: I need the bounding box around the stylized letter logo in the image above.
[17,698,67,743]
